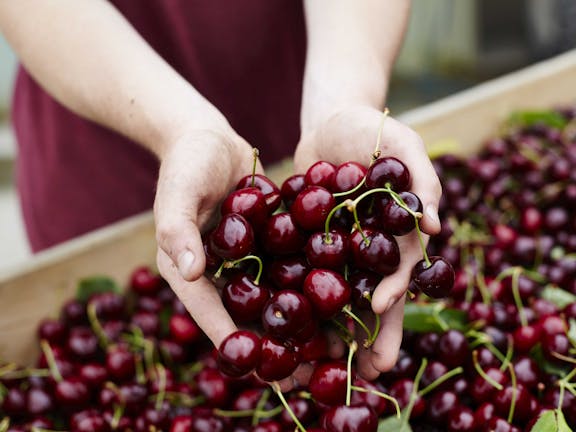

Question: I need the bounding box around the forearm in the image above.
[0,0,228,157]
[301,0,410,134]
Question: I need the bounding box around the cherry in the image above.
[196,367,230,408]
[2,387,26,417]
[349,271,380,310]
[130,265,162,295]
[54,377,90,410]
[365,156,411,191]
[169,314,201,344]
[332,161,367,196]
[298,330,330,363]
[308,361,348,406]
[541,332,571,362]
[291,186,336,231]
[351,378,388,416]
[88,291,126,321]
[61,299,88,325]
[411,256,455,298]
[37,318,67,346]
[389,379,426,418]
[217,330,261,378]
[486,417,521,432]
[221,186,268,226]
[231,388,271,411]
[427,390,458,425]
[78,362,108,389]
[236,173,281,213]
[262,290,315,341]
[512,323,541,353]
[222,273,271,323]
[447,406,476,432]
[380,191,422,235]
[437,329,468,368]
[70,410,111,432]
[305,230,349,270]
[209,213,255,260]
[252,420,283,432]
[513,355,541,390]
[321,404,378,432]
[26,387,53,416]
[494,383,533,423]
[280,396,317,428]
[268,256,310,291]
[136,295,162,313]
[130,310,160,337]
[262,212,307,255]
[281,174,306,208]
[350,228,400,276]
[470,367,508,404]
[256,335,300,382]
[305,160,337,189]
[303,269,351,319]
[106,344,136,382]
[118,382,149,415]
[66,326,99,360]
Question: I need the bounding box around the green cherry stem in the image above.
[323,199,352,241]
[472,350,503,390]
[271,382,306,432]
[87,302,110,349]
[39,339,62,383]
[215,255,264,285]
[252,388,271,426]
[350,385,401,418]
[341,305,372,348]
[506,360,518,424]
[251,147,259,188]
[371,107,390,166]
[0,417,9,432]
[418,366,464,397]
[346,341,358,406]
[510,267,528,327]
[154,364,167,410]
[399,357,427,430]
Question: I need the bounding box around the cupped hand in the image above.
[154,127,263,350]
[294,106,442,380]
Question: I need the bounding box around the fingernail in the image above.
[425,204,439,225]
[177,250,195,280]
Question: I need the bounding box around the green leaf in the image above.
[76,276,120,302]
[569,319,576,349]
[541,286,576,310]
[403,303,468,333]
[508,110,568,130]
[378,416,412,432]
[531,344,571,377]
[530,409,557,431]
[557,409,573,432]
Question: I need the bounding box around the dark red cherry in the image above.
[365,156,411,191]
[26,387,54,416]
[303,269,351,319]
[349,271,380,310]
[448,406,476,432]
[106,344,136,382]
[280,396,317,428]
[427,390,458,425]
[281,174,307,208]
[67,326,99,360]
[291,186,336,231]
[88,291,126,321]
[222,273,271,323]
[470,367,508,404]
[262,212,307,255]
[305,161,337,189]
[221,187,268,226]
[256,336,300,382]
[262,290,315,341]
[196,368,230,408]
[380,191,422,236]
[332,161,367,195]
[305,230,349,270]
[321,404,378,432]
[217,330,261,378]
[55,377,90,410]
[268,256,310,291]
[169,314,202,344]
[437,329,468,368]
[298,330,330,363]
[411,256,455,298]
[37,319,67,346]
[309,361,348,406]
[512,324,541,353]
[61,299,88,325]
[130,266,162,296]
[351,378,388,415]
[236,174,281,213]
[209,213,255,260]
[350,228,400,276]
[389,379,425,418]
[79,362,108,389]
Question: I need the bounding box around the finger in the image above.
[371,232,424,314]
[157,248,237,347]
[370,295,406,373]
[355,311,381,381]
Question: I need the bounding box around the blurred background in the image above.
[0,0,575,272]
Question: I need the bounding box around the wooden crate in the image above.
[1,49,575,366]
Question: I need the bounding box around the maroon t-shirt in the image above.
[12,1,306,252]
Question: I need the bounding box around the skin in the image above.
[0,0,441,389]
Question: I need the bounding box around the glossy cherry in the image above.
[236,174,281,213]
[222,273,271,323]
[411,256,455,298]
[262,290,315,341]
[365,156,411,191]
[350,228,400,276]
[303,269,351,319]
[217,330,261,378]
[305,230,349,270]
[221,186,268,226]
[291,186,336,231]
[209,213,255,260]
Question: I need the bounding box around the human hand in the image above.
[294,106,442,380]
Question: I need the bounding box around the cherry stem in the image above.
[346,341,358,406]
[472,350,503,390]
[500,335,514,373]
[162,391,205,408]
[251,147,259,188]
[271,381,306,432]
[350,385,401,418]
[341,305,373,348]
[331,317,354,345]
[135,353,146,385]
[213,405,283,421]
[332,178,367,198]
[110,403,124,430]
[552,351,576,364]
[371,107,390,166]
[505,360,518,424]
[419,366,463,397]
[508,267,528,327]
[218,254,264,285]
[87,302,110,349]
[39,339,62,382]
[154,364,167,410]
[323,199,353,239]
[0,363,18,377]
[400,358,427,428]
[0,368,50,380]
[251,388,271,426]
[0,417,9,432]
